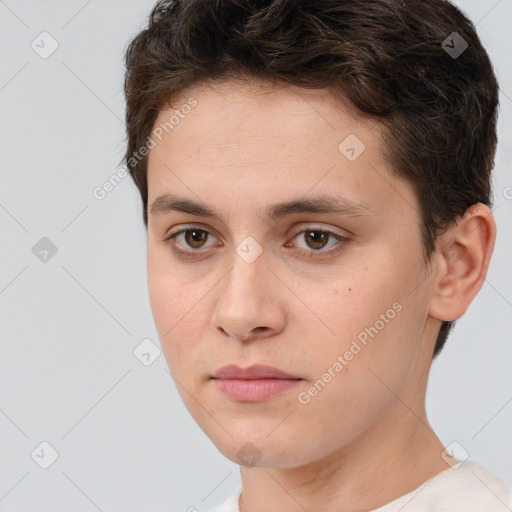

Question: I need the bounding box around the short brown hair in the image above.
[121,0,499,358]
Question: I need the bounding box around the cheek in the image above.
[286,290,416,450]
[147,246,202,372]
[297,257,423,387]
[147,240,203,324]
[295,270,398,353]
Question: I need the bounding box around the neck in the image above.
[238,401,449,512]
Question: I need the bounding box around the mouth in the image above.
[210,364,302,402]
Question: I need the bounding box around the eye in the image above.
[286,226,350,257]
[162,224,350,260]
[163,226,220,259]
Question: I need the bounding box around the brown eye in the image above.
[163,227,219,258]
[183,229,209,249]
[287,226,350,258]
[303,230,330,250]
[163,225,349,261]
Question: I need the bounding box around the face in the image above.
[146,79,438,469]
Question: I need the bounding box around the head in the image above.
[122,0,498,468]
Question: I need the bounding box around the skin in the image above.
[145,78,496,512]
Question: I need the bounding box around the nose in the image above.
[210,249,286,342]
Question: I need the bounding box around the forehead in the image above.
[159,78,368,139]
[149,79,377,174]
[146,79,418,225]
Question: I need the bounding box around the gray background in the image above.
[0,1,511,510]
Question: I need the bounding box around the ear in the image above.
[428,203,496,322]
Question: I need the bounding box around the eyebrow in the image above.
[149,193,376,222]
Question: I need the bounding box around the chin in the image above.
[208,430,308,469]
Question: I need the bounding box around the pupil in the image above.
[306,231,327,249]
[187,230,207,248]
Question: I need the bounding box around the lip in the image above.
[211,365,302,402]
[211,364,300,380]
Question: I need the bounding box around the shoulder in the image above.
[373,460,512,511]
[206,486,242,512]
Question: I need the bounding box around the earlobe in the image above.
[428,203,496,322]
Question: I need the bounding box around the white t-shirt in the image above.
[208,460,512,512]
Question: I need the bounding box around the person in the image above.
[121,0,512,510]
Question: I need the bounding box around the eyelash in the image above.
[162,225,350,260]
